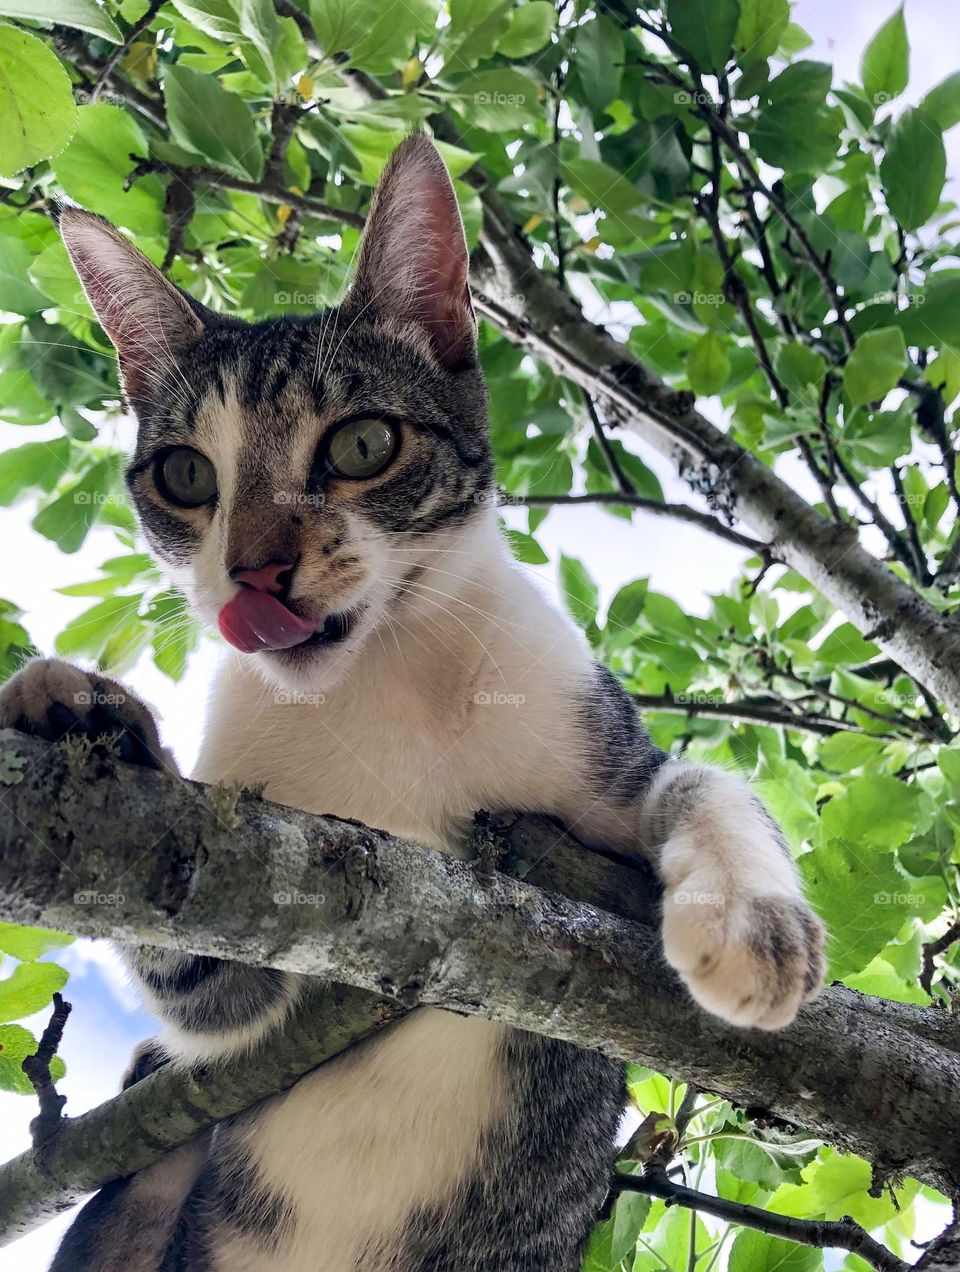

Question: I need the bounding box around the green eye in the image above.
[157,448,217,507]
[326,417,398,479]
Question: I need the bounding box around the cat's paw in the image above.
[662,872,826,1031]
[122,1038,171,1090]
[0,658,173,772]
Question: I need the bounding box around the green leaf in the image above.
[0,25,77,176]
[842,327,907,408]
[800,836,939,980]
[860,5,909,108]
[52,104,166,235]
[310,0,423,74]
[0,922,72,962]
[687,331,731,396]
[164,64,263,181]
[774,342,825,396]
[752,61,842,172]
[238,0,306,87]
[32,457,116,553]
[0,234,49,314]
[559,553,598,629]
[0,0,121,41]
[666,0,740,74]
[497,0,555,58]
[729,1229,822,1272]
[0,437,71,505]
[505,529,548,565]
[734,0,789,68]
[921,71,960,131]
[569,14,623,116]
[879,105,946,230]
[452,70,541,130]
[819,775,920,851]
[55,593,141,659]
[0,959,68,1023]
[0,1023,64,1094]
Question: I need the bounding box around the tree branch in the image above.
[507,491,769,555]
[611,1165,909,1272]
[1,726,960,1248]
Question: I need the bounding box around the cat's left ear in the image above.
[349,134,476,370]
[58,207,208,405]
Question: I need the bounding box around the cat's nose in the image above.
[229,556,297,598]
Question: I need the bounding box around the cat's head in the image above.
[60,135,495,690]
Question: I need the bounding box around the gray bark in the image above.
[0,727,959,1245]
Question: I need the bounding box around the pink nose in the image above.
[229,559,294,595]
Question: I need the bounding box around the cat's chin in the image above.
[248,609,376,695]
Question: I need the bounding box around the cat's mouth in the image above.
[217,588,366,656]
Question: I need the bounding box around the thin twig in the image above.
[90,0,164,102]
[507,491,771,555]
[921,920,960,996]
[611,1165,910,1272]
[21,993,72,1147]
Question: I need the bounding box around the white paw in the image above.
[0,658,173,772]
[662,866,825,1031]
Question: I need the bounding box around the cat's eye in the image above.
[326,417,398,480]
[156,447,217,507]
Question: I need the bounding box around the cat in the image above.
[0,134,825,1271]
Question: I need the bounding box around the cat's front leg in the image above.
[635,760,825,1029]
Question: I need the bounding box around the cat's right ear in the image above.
[58,207,206,405]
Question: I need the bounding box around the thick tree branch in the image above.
[1,726,960,1248]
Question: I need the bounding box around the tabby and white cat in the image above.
[0,135,824,1271]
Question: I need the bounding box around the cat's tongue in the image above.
[218,589,319,653]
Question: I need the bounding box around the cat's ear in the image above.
[58,207,206,404]
[349,134,475,370]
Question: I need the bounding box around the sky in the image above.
[1,1,958,1266]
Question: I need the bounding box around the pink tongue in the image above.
[218,589,319,653]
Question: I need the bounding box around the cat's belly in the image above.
[210,1009,507,1271]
